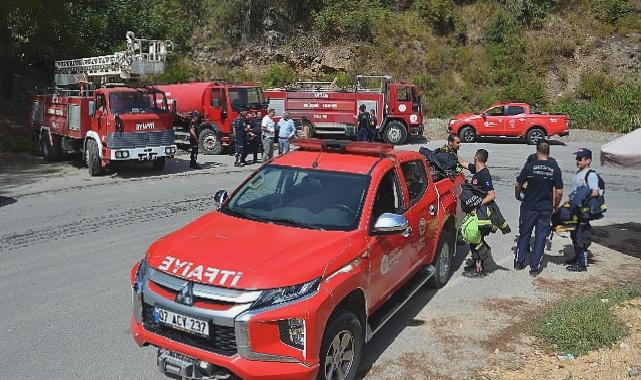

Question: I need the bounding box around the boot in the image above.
[566,264,587,272]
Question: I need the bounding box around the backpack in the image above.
[459,183,483,213]
[580,170,607,220]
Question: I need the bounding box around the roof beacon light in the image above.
[294,138,394,156]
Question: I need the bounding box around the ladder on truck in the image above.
[54,31,173,86]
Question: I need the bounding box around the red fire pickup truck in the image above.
[448,102,569,144]
[130,139,463,380]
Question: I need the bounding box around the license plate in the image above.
[153,307,209,337]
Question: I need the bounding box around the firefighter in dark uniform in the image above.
[233,110,248,167]
[356,104,370,142]
[368,109,378,142]
[189,112,202,169]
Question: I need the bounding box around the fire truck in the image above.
[156,82,268,155]
[31,32,177,176]
[263,75,425,145]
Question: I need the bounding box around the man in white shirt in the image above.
[261,109,276,162]
[277,111,296,154]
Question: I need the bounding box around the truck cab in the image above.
[159,82,267,155]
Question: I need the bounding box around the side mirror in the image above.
[221,108,227,120]
[481,112,487,118]
[88,101,96,117]
[373,213,409,235]
[213,190,228,209]
[212,99,221,108]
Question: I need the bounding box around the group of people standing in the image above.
[356,104,378,142]
[442,134,601,278]
[187,109,297,169]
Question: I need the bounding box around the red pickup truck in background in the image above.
[448,102,569,144]
[130,139,463,380]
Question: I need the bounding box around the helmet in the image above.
[359,104,366,111]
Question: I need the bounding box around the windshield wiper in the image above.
[267,216,323,230]
[220,206,265,222]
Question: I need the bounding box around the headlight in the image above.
[449,119,457,126]
[251,278,321,310]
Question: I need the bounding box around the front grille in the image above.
[107,131,174,149]
[143,304,237,356]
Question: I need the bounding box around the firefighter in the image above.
[435,134,462,154]
[566,148,601,272]
[189,112,202,169]
[233,111,248,167]
[514,140,563,277]
[368,109,378,142]
[357,104,370,142]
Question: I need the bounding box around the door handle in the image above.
[429,204,437,216]
[402,226,412,238]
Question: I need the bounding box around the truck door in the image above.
[482,106,506,135]
[503,105,526,136]
[207,87,226,128]
[367,167,413,310]
[390,85,412,118]
[91,94,107,132]
[400,159,437,267]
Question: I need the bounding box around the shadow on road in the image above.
[475,137,566,146]
[593,222,641,259]
[0,196,17,207]
[357,244,469,378]
[110,159,226,179]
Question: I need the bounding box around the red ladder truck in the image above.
[263,75,425,145]
[30,32,177,176]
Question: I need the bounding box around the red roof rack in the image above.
[293,138,394,156]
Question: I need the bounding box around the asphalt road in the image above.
[1,137,640,379]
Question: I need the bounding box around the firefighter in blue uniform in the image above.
[514,140,563,277]
[233,110,249,167]
[357,104,370,142]
[189,112,202,169]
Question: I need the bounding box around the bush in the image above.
[535,287,641,356]
[593,0,633,23]
[501,0,548,28]
[314,0,378,42]
[262,64,296,87]
[414,0,458,35]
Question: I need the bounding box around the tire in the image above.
[86,139,103,176]
[428,228,455,289]
[199,128,223,155]
[459,126,477,143]
[526,127,545,145]
[152,157,166,170]
[40,131,62,161]
[382,120,408,145]
[317,310,363,380]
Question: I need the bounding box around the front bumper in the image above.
[409,124,424,136]
[107,145,176,161]
[132,319,319,380]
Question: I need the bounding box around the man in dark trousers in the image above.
[458,149,511,234]
[368,109,378,142]
[189,112,202,169]
[356,104,370,141]
[242,111,262,164]
[566,148,601,272]
[514,140,563,276]
[233,110,248,167]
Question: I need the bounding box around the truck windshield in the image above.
[109,91,168,114]
[228,87,264,111]
[221,165,369,231]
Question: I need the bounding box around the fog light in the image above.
[165,147,174,155]
[115,151,121,158]
[122,150,130,158]
[278,318,305,350]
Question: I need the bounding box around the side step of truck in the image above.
[365,265,436,341]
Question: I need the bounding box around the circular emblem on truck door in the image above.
[398,104,407,112]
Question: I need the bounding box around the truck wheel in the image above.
[152,157,166,170]
[382,120,408,145]
[40,131,62,161]
[317,309,363,380]
[526,128,545,145]
[428,229,455,289]
[199,129,223,155]
[459,126,476,143]
[86,139,103,176]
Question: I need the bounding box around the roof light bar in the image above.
[293,138,394,156]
